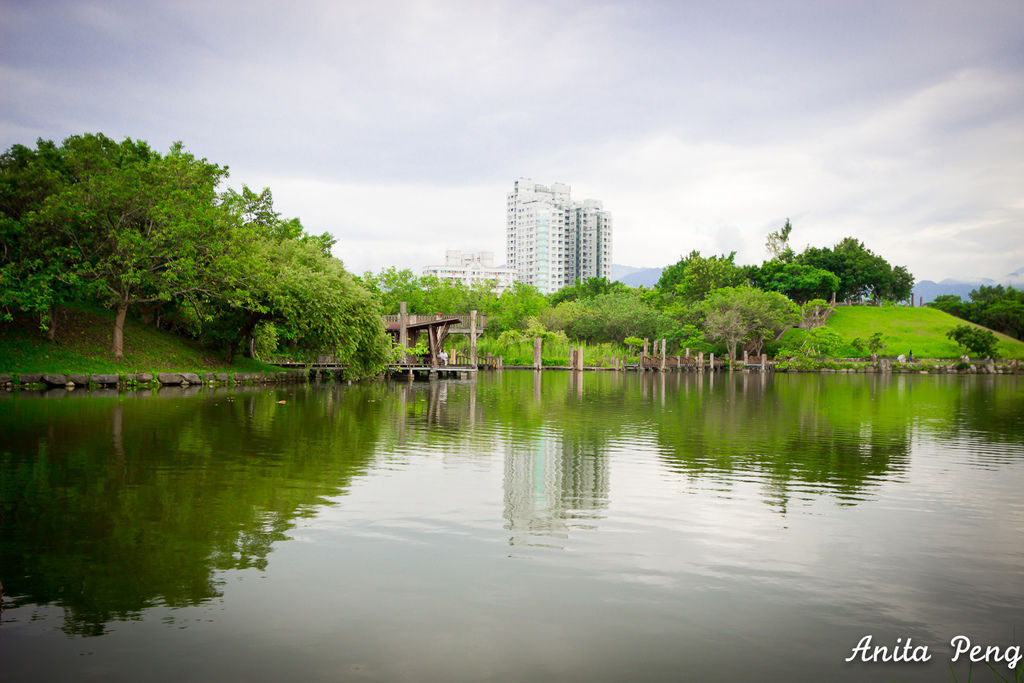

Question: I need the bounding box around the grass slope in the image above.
[800,306,1024,360]
[0,306,281,374]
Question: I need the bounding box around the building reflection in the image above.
[502,431,610,549]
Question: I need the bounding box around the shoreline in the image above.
[3,359,1021,393]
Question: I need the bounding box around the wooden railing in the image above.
[381,313,487,335]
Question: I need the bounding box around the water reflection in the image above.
[0,384,388,635]
[503,434,610,549]
[1,371,1021,651]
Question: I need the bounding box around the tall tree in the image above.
[36,135,233,358]
[748,261,840,303]
[0,139,79,336]
[700,286,799,359]
[765,218,795,262]
[797,237,912,302]
[656,250,746,306]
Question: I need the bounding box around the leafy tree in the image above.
[548,277,628,305]
[678,251,746,302]
[797,237,912,302]
[765,218,795,262]
[969,285,1024,340]
[926,286,1024,341]
[798,327,845,358]
[946,325,999,358]
[489,282,548,334]
[655,250,745,306]
[34,135,234,358]
[0,139,83,337]
[360,267,428,314]
[749,262,840,304]
[851,332,886,360]
[927,294,968,319]
[700,286,800,359]
[565,291,674,344]
[540,299,585,333]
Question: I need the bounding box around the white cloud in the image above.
[2,0,1022,282]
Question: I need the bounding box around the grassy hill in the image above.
[781,305,1024,360]
[0,306,281,375]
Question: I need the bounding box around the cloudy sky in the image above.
[2,0,1022,282]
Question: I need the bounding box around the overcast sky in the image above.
[2,0,1022,282]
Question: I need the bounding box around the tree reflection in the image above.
[0,384,387,636]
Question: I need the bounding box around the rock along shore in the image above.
[0,370,308,390]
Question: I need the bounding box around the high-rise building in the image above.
[506,178,612,294]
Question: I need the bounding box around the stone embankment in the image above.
[775,358,1020,374]
[0,370,307,390]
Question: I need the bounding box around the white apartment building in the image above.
[422,250,515,293]
[506,178,612,294]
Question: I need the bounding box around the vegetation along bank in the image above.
[3,134,1023,379]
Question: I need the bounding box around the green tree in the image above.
[566,291,674,344]
[35,135,233,358]
[700,286,800,359]
[678,251,746,302]
[489,282,548,334]
[0,139,80,336]
[798,327,845,357]
[946,325,999,359]
[765,218,795,262]
[359,267,427,314]
[797,237,912,303]
[851,332,886,361]
[549,277,628,305]
[750,262,840,304]
[927,294,968,319]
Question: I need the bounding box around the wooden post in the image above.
[761,353,768,372]
[677,355,681,370]
[470,310,477,367]
[399,301,409,362]
[576,346,584,371]
[642,338,648,370]
[743,350,748,366]
[685,347,690,358]
[497,355,503,369]
[710,352,715,372]
[533,337,542,370]
[698,351,704,372]
[660,339,666,372]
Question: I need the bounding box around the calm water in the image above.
[1,372,1022,682]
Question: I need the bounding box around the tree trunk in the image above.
[227,312,263,363]
[112,301,128,359]
[46,307,57,342]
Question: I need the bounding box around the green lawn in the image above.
[0,306,281,375]
[780,305,1024,360]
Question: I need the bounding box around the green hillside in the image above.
[782,305,1024,360]
[0,306,281,375]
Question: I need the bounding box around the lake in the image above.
[1,371,1022,681]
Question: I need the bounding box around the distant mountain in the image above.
[913,268,1024,303]
[610,264,643,280]
[612,264,664,288]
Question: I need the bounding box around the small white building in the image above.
[423,250,515,293]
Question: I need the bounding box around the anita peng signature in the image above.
[846,635,1022,670]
